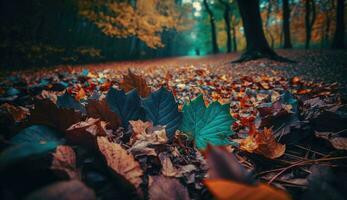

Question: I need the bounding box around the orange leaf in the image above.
[204,179,291,200]
[240,128,285,159]
[97,137,143,192]
[120,69,151,97]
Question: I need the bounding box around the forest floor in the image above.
[1,49,347,200]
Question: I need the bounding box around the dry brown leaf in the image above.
[66,118,109,148]
[129,120,153,144]
[25,180,96,200]
[129,120,168,145]
[240,128,285,159]
[158,153,181,177]
[29,98,83,131]
[97,137,143,191]
[148,176,190,200]
[204,179,291,200]
[315,131,347,150]
[86,98,121,130]
[120,69,151,97]
[0,103,29,122]
[51,145,79,179]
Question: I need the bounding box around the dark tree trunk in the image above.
[282,0,292,48]
[219,0,232,52]
[232,24,237,51]
[332,0,345,49]
[233,0,291,62]
[203,0,219,54]
[305,0,316,49]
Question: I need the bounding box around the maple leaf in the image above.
[148,176,190,200]
[86,98,121,130]
[97,137,143,192]
[142,87,182,140]
[25,180,96,200]
[179,95,235,149]
[106,88,144,129]
[120,69,151,97]
[51,145,79,179]
[240,128,286,159]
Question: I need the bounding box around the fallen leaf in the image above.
[29,98,83,132]
[159,153,180,177]
[97,137,143,192]
[86,98,121,130]
[51,145,79,179]
[204,179,291,200]
[179,95,235,149]
[25,180,96,200]
[0,103,29,122]
[0,125,63,169]
[120,69,151,97]
[66,118,109,148]
[315,130,347,150]
[240,128,286,159]
[142,87,182,140]
[106,88,144,129]
[148,175,190,200]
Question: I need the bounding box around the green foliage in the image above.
[106,88,144,129]
[179,95,235,149]
[142,87,182,140]
[0,125,63,169]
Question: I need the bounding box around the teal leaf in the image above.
[10,125,63,144]
[142,87,182,140]
[179,95,235,150]
[106,88,144,128]
[57,92,86,113]
[0,125,63,169]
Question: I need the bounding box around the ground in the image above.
[0,49,347,200]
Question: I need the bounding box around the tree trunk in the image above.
[282,0,292,48]
[232,24,237,51]
[203,0,219,54]
[305,0,316,49]
[233,0,291,62]
[332,0,345,49]
[219,0,232,52]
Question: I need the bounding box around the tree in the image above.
[331,0,345,49]
[304,0,316,49]
[77,0,188,49]
[233,0,291,62]
[282,0,293,48]
[203,0,219,53]
[218,0,232,52]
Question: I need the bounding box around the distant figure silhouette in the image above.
[195,49,200,56]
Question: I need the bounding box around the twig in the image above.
[267,156,347,184]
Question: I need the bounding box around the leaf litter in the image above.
[0,55,347,199]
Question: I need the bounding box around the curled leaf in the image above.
[240,128,286,159]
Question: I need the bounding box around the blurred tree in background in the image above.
[0,0,345,68]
